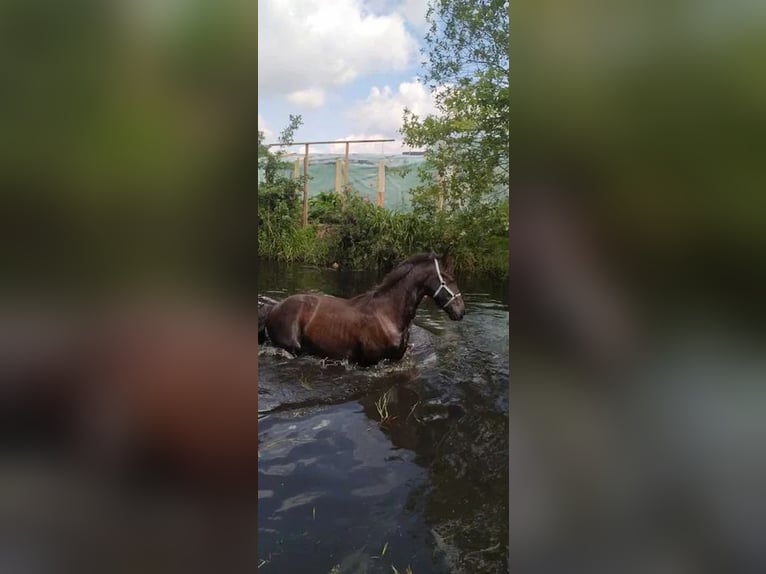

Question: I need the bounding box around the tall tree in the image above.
[402,0,509,214]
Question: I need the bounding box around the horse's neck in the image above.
[379,272,428,332]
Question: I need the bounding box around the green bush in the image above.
[308,192,344,224]
[259,184,508,275]
[257,119,508,277]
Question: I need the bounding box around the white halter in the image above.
[432,258,462,309]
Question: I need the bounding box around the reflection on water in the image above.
[258,260,509,573]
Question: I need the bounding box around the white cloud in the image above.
[399,0,429,31]
[346,79,440,136]
[258,113,275,142]
[366,0,428,29]
[258,0,418,97]
[286,88,326,109]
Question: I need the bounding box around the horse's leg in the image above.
[400,327,411,352]
[267,329,302,356]
[386,327,411,362]
[264,302,303,356]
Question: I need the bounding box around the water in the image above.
[257,260,509,573]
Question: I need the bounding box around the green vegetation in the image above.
[402,0,509,207]
[257,130,509,275]
[374,389,396,427]
[257,1,510,276]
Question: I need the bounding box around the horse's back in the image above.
[267,293,351,323]
[266,293,316,324]
[265,293,365,359]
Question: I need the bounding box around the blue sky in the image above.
[258,0,437,155]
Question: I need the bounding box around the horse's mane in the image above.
[349,253,437,304]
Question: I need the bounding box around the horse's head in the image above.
[426,254,465,320]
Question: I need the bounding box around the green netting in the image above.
[258,153,431,212]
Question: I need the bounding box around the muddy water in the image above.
[257,260,509,573]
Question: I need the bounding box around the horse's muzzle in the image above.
[446,302,465,321]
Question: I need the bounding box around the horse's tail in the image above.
[258,297,278,344]
[257,306,272,344]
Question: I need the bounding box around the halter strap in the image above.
[432,258,462,309]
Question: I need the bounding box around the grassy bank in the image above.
[258,188,509,276]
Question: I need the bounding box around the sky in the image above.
[258,0,438,155]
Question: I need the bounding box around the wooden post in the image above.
[377,161,385,207]
[344,142,350,191]
[302,144,309,227]
[335,159,342,193]
[293,158,300,180]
